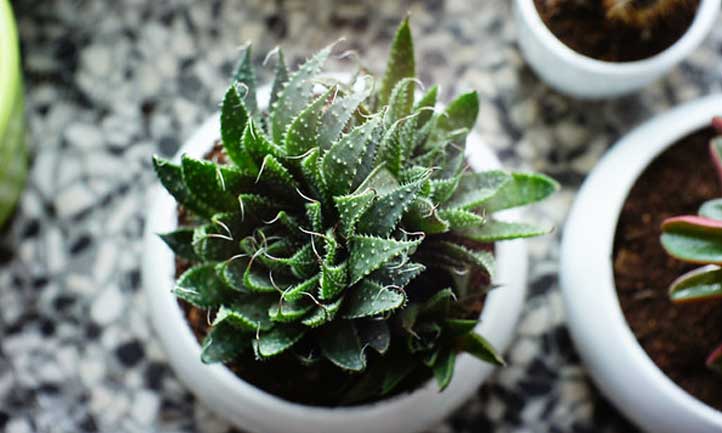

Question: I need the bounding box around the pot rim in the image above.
[560,94,722,432]
[515,0,721,76]
[142,78,530,432]
[0,0,20,135]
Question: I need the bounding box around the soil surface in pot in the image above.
[534,0,699,62]
[174,142,490,407]
[614,127,722,412]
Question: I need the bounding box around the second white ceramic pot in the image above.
[560,94,722,433]
[514,0,721,99]
[143,82,531,433]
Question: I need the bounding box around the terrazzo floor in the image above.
[2,0,722,432]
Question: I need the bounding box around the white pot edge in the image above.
[560,93,722,433]
[142,82,530,433]
[513,0,721,99]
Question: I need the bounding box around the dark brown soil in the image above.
[614,127,722,412]
[534,0,699,62]
[173,142,490,406]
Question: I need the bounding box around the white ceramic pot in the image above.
[560,94,722,433]
[143,84,530,433]
[514,0,721,99]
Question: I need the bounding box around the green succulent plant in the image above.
[660,116,722,375]
[152,18,558,404]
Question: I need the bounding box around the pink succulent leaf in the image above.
[707,343,722,375]
[668,265,722,304]
[660,216,722,264]
[710,137,722,184]
[713,116,722,134]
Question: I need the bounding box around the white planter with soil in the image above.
[514,0,720,99]
[143,82,531,433]
[560,94,722,432]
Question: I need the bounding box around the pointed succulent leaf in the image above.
[233,45,257,113]
[342,280,406,319]
[181,155,252,212]
[421,287,455,318]
[319,320,366,372]
[377,115,417,177]
[354,164,399,196]
[285,87,335,156]
[348,235,422,285]
[707,344,722,374]
[299,147,324,198]
[218,259,250,292]
[668,265,722,303]
[403,197,450,234]
[457,332,505,366]
[270,44,333,143]
[357,177,427,237]
[334,189,376,238]
[386,77,417,125]
[481,172,559,212]
[152,156,212,217]
[256,154,299,193]
[269,297,314,323]
[432,349,456,391]
[253,326,306,359]
[238,193,282,221]
[220,86,256,172]
[422,240,495,280]
[243,119,285,165]
[285,243,319,279]
[443,318,478,337]
[320,261,348,300]
[215,297,275,331]
[282,273,321,302]
[174,264,229,308]
[437,208,485,230]
[243,264,281,293]
[700,198,722,221]
[192,224,238,261]
[269,49,289,107]
[407,321,442,353]
[305,202,324,233]
[319,78,374,149]
[159,228,198,260]
[358,319,391,354]
[302,296,344,327]
[321,115,380,197]
[201,322,247,364]
[430,174,462,205]
[378,17,414,108]
[459,219,552,242]
[427,91,479,147]
[661,216,722,264]
[370,260,425,289]
[351,118,385,190]
[446,170,511,210]
[413,84,438,127]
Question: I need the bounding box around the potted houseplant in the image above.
[561,95,722,433]
[514,0,721,98]
[144,18,558,433]
[659,117,722,375]
[0,0,27,225]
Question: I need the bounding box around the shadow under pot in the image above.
[561,94,722,433]
[514,0,721,99]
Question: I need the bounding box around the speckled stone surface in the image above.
[2,0,722,432]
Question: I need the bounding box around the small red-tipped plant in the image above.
[660,117,722,375]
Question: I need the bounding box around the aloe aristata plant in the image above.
[152,18,558,404]
[660,116,722,375]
